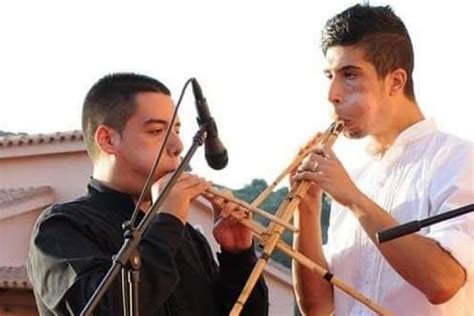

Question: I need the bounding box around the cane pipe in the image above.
[206,187,298,232]
[236,217,392,315]
[249,131,326,208]
[229,122,345,315]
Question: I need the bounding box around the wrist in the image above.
[218,244,256,265]
[221,244,252,254]
[347,190,367,218]
[299,197,322,216]
[159,208,187,225]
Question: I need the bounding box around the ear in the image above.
[95,125,120,155]
[387,68,407,96]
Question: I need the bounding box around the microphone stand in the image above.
[376,203,474,243]
[80,125,208,316]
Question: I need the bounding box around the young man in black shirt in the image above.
[27,73,268,315]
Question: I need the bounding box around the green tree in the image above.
[231,178,331,268]
[0,130,26,137]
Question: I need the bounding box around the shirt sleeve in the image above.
[216,245,269,316]
[426,141,474,279]
[27,207,185,315]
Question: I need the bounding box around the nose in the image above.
[328,78,342,106]
[166,131,183,157]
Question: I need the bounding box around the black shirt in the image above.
[27,179,268,315]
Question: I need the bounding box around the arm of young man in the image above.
[216,245,269,316]
[296,145,472,307]
[293,190,335,316]
[208,194,269,315]
[27,206,185,315]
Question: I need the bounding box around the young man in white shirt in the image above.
[293,4,473,315]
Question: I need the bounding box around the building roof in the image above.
[0,186,55,221]
[0,266,31,289]
[0,186,53,209]
[0,130,86,158]
[0,130,83,148]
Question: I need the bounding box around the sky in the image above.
[1,0,473,189]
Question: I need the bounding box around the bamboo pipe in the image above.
[206,187,298,232]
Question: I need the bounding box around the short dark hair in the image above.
[321,4,415,100]
[82,73,171,159]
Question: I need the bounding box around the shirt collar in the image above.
[366,118,438,160]
[87,178,138,219]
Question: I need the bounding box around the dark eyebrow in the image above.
[338,65,362,72]
[324,65,363,75]
[144,119,181,127]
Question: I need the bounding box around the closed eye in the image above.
[149,129,164,135]
[149,128,180,136]
[344,70,357,79]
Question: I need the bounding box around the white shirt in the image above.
[325,119,474,316]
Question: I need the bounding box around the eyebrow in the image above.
[143,119,181,127]
[324,65,363,74]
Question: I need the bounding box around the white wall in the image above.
[0,151,91,203]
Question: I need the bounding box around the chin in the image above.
[343,128,366,139]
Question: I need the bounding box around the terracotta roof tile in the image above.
[0,186,53,208]
[0,130,83,148]
[0,266,31,289]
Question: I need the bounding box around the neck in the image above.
[371,98,424,155]
[93,171,153,210]
[92,157,156,213]
[93,162,146,201]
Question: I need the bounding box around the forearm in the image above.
[217,246,269,316]
[350,193,466,304]
[293,199,333,315]
[64,213,184,314]
[137,213,185,308]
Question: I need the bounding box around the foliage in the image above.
[0,130,26,137]
[232,178,331,268]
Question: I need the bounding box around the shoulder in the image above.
[29,194,118,257]
[423,131,474,211]
[426,130,472,155]
[424,131,473,169]
[37,195,92,222]
[33,194,102,239]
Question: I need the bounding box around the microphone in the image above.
[191,78,228,170]
[376,204,474,243]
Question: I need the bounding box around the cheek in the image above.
[119,137,155,169]
[358,101,380,126]
[338,93,369,118]
[346,85,378,117]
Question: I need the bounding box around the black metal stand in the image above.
[121,247,141,316]
[376,203,474,243]
[80,126,207,316]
